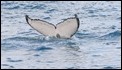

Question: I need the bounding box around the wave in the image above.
[1,36,72,50]
[1,2,46,10]
[99,30,121,40]
[32,46,53,51]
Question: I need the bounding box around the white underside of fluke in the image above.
[25,14,79,39]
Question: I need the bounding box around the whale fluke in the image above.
[25,14,79,39]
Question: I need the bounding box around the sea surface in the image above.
[1,1,121,69]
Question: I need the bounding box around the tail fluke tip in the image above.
[74,14,78,18]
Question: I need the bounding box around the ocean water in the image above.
[1,1,121,69]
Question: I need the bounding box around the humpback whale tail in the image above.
[25,14,79,39]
